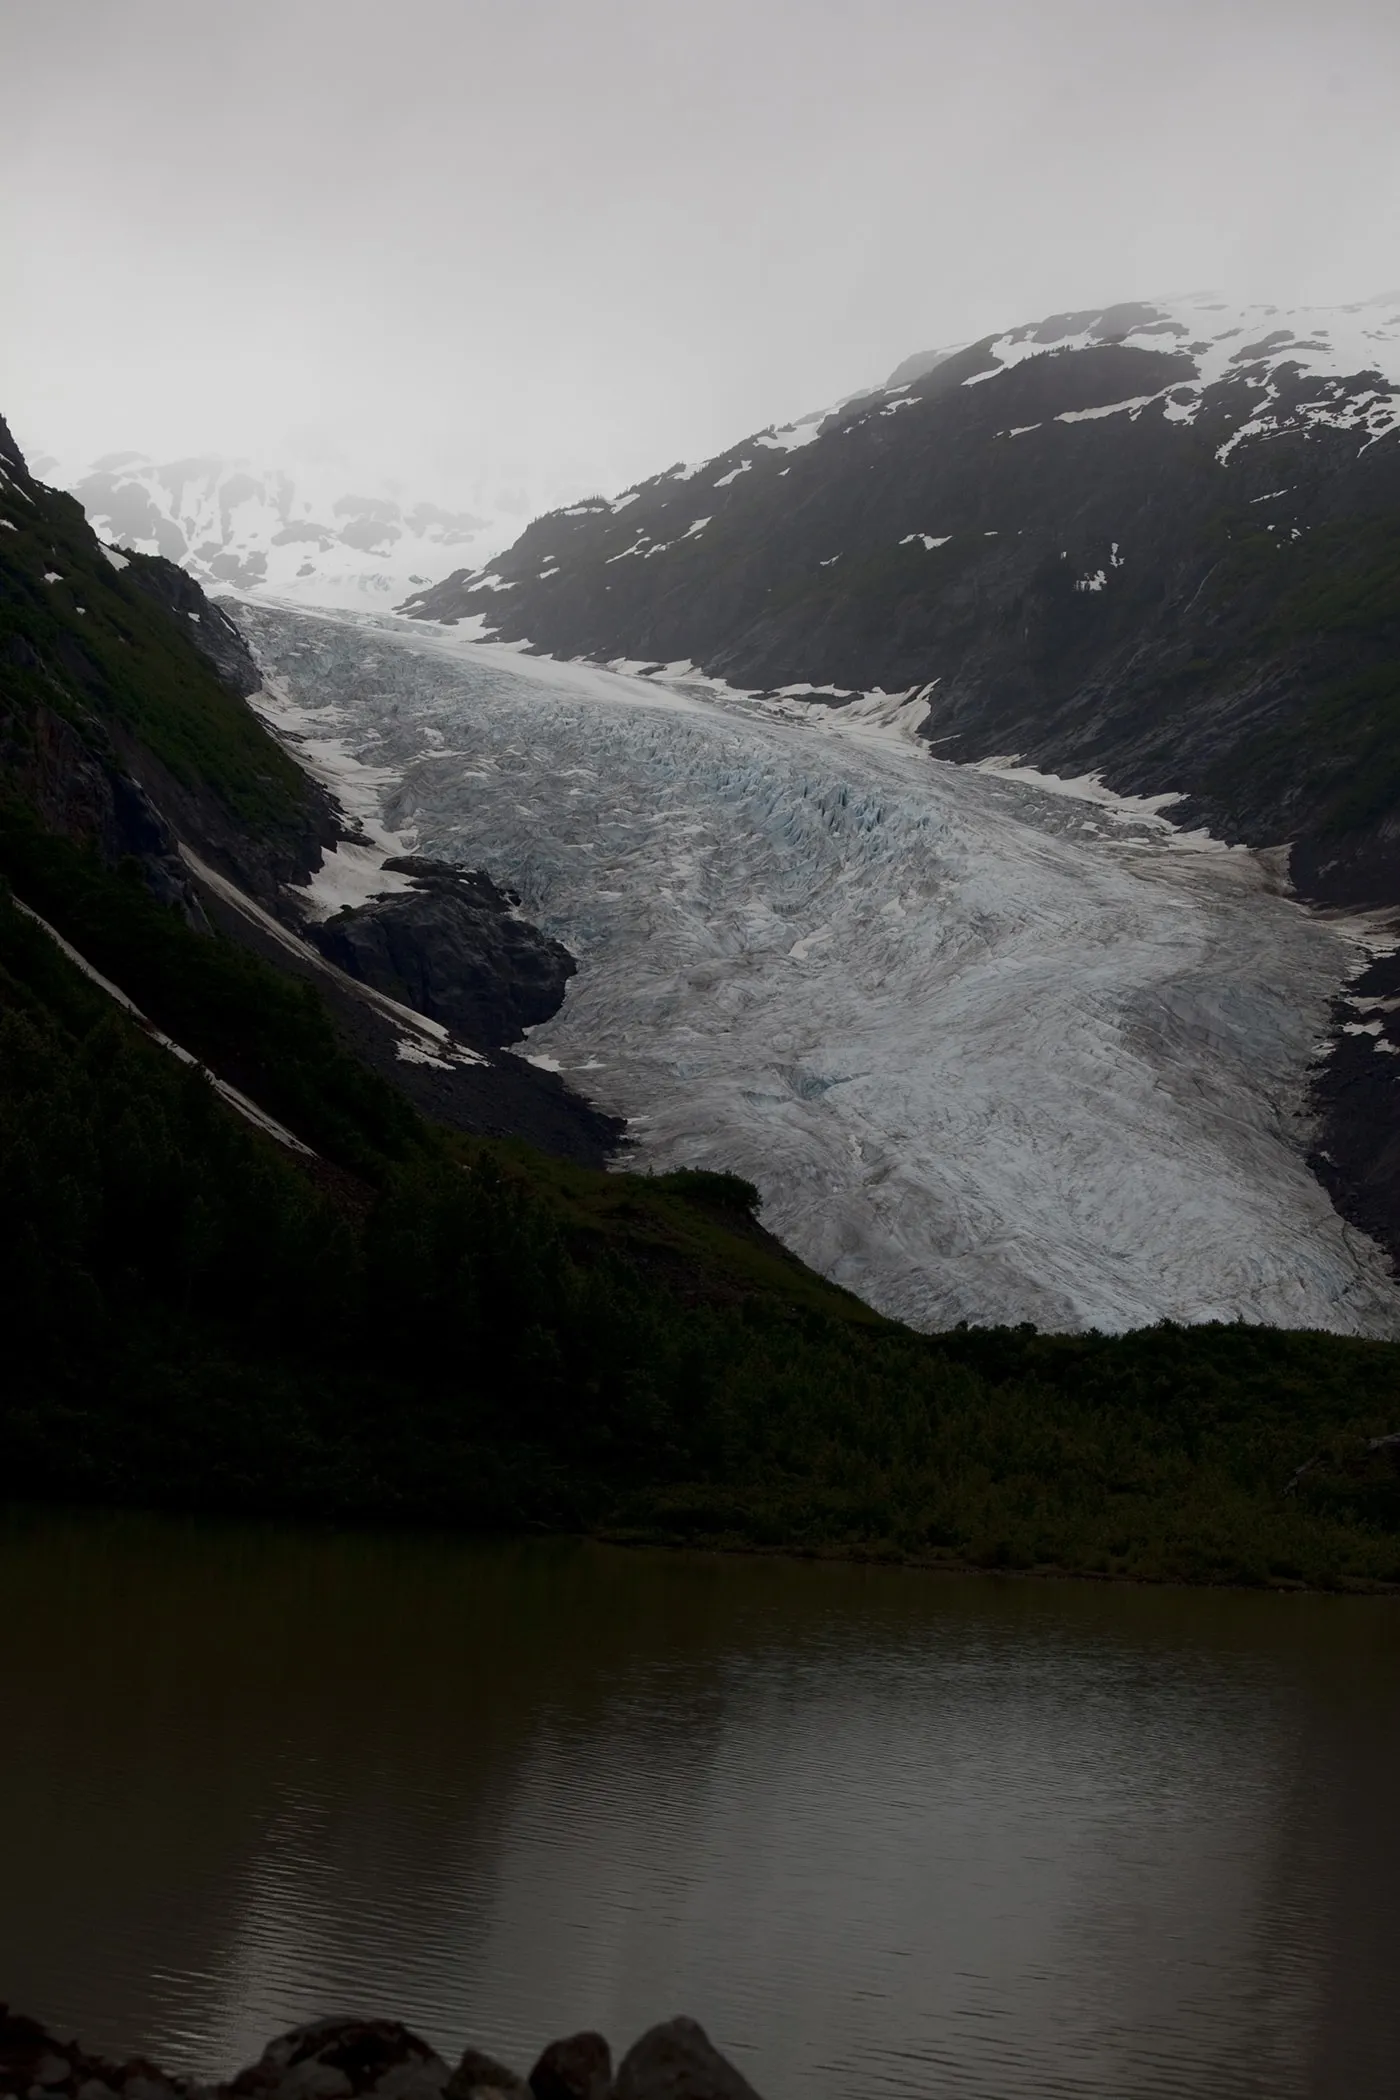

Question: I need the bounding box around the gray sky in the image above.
[5,0,1400,513]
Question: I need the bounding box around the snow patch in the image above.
[13,898,316,1154]
[755,414,825,452]
[1056,396,1164,423]
[962,293,1400,457]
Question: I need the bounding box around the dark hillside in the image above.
[1,413,334,908]
[0,417,620,1162]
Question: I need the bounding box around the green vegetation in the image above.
[0,471,312,831]
[0,809,417,1174]
[5,852,1400,1590]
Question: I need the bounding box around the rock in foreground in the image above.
[0,2012,763,2100]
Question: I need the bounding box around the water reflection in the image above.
[2,1512,1397,2098]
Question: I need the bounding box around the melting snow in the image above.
[1056,396,1164,423]
[755,413,826,452]
[13,898,316,1153]
[964,293,1400,457]
[713,460,753,487]
[101,544,129,570]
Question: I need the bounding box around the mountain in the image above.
[61,452,501,609]
[403,292,1400,912]
[9,398,1400,1580]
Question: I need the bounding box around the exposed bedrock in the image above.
[0,2011,763,2100]
[308,856,578,1049]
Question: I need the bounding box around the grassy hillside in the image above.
[0,430,331,914]
[0,478,306,828]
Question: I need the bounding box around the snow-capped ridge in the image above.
[59,452,531,611]
[962,291,1400,452]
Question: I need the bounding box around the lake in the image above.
[3,1512,1398,2098]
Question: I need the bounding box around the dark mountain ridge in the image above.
[404,293,1400,912]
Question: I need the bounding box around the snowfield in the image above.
[236,602,1400,1337]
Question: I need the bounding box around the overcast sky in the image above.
[5,0,1400,515]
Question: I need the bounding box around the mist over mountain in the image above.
[58,453,527,610]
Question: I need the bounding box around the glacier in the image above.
[235,601,1400,1337]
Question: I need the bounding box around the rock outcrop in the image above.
[311,858,576,1048]
[123,554,263,700]
[0,2012,762,2100]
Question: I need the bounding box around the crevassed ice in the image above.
[238,604,1400,1338]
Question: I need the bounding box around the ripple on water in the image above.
[3,1518,1398,2100]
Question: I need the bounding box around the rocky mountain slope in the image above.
[0,413,616,1160]
[61,452,499,609]
[404,293,1400,911]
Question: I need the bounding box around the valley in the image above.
[12,6,1400,2089]
[237,602,1400,1336]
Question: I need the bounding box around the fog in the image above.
[4,0,1400,513]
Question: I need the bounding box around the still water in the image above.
[3,1513,1398,2099]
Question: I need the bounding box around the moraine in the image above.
[234,600,1400,1337]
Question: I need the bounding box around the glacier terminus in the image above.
[236,602,1400,1339]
